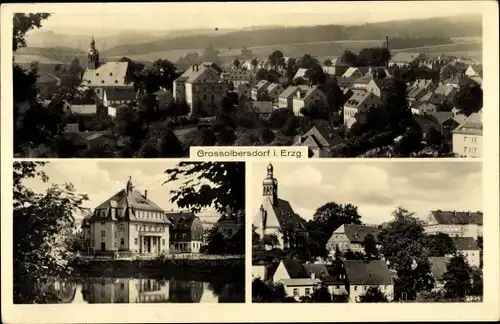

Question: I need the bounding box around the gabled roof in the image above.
[343,260,393,285]
[342,67,362,78]
[302,263,330,278]
[293,85,321,101]
[370,78,393,90]
[468,64,483,78]
[95,188,164,213]
[337,76,357,88]
[335,224,380,243]
[267,83,281,93]
[414,114,441,133]
[429,256,451,281]
[166,211,197,228]
[267,197,307,230]
[279,86,300,99]
[427,111,454,125]
[452,113,483,135]
[178,64,220,84]
[282,259,308,278]
[298,125,337,148]
[353,74,373,85]
[293,68,308,79]
[429,210,483,225]
[253,101,273,114]
[344,90,382,109]
[82,62,131,87]
[390,52,422,64]
[451,237,479,251]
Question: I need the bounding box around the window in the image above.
[293,288,299,296]
[305,288,311,295]
[203,94,207,100]
[162,239,165,246]
[335,285,340,289]
[134,238,138,245]
[101,221,105,225]
[354,286,358,291]
[121,238,124,245]
[101,231,105,238]
[120,224,125,231]
[114,231,117,238]
[135,225,138,230]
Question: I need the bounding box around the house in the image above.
[272,259,325,300]
[152,90,173,110]
[266,82,284,103]
[452,112,483,158]
[343,260,394,302]
[326,224,381,255]
[418,102,438,115]
[345,112,369,130]
[278,86,299,111]
[443,74,463,88]
[173,62,228,113]
[426,111,459,139]
[352,73,373,90]
[336,76,357,90]
[343,90,384,125]
[89,177,171,254]
[252,259,268,280]
[424,209,483,240]
[221,69,251,87]
[434,83,458,102]
[166,211,204,253]
[217,207,244,238]
[69,104,98,116]
[367,78,393,102]
[451,237,480,268]
[251,80,271,101]
[342,67,364,79]
[292,125,343,158]
[465,64,483,78]
[322,58,349,76]
[429,256,451,292]
[253,163,308,248]
[81,37,136,105]
[388,52,423,68]
[293,68,308,81]
[292,85,327,116]
[237,83,252,99]
[407,79,437,103]
[414,114,441,139]
[252,101,274,119]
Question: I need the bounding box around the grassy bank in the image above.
[71,257,245,283]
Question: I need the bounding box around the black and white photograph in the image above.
[11,2,483,158]
[13,160,245,304]
[251,161,483,303]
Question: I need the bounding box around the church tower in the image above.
[262,163,278,206]
[88,36,100,70]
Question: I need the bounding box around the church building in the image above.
[253,163,308,248]
[87,177,171,255]
[80,37,136,106]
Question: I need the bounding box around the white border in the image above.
[2,1,499,323]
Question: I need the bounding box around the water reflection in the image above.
[41,278,243,303]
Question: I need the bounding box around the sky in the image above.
[22,161,221,221]
[251,161,482,225]
[13,1,485,34]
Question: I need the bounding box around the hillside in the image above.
[101,14,482,57]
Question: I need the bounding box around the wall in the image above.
[284,285,316,299]
[343,106,359,124]
[461,250,480,268]
[252,265,267,279]
[273,262,291,282]
[350,284,394,302]
[128,221,170,254]
[92,220,116,251]
[452,133,482,158]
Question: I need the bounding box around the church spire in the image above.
[262,163,278,206]
[88,36,100,69]
[126,176,134,196]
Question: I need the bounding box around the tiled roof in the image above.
[354,74,373,85]
[429,210,483,225]
[427,111,454,125]
[255,80,270,91]
[340,224,380,243]
[337,76,357,88]
[452,113,483,135]
[469,64,483,78]
[293,85,321,101]
[451,237,479,251]
[371,78,393,90]
[221,70,251,81]
[343,67,361,78]
[429,256,451,281]
[453,114,468,125]
[293,68,308,79]
[279,86,299,99]
[390,52,422,64]
[434,84,456,97]
[428,93,448,105]
[282,259,308,278]
[267,83,280,93]
[167,211,204,240]
[299,125,337,148]
[414,115,441,133]
[178,64,220,84]
[269,197,307,230]
[82,62,131,87]
[281,278,322,286]
[253,101,273,114]
[302,263,330,278]
[95,188,165,213]
[343,260,393,285]
[344,90,382,109]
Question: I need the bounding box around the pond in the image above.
[40,277,245,303]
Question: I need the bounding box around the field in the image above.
[14,36,482,69]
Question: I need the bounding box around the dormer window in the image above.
[96,73,100,76]
[109,72,113,76]
[101,80,105,84]
[115,80,118,84]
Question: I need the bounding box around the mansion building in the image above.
[253,163,307,248]
[82,177,171,255]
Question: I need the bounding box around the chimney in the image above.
[144,190,148,199]
[310,271,316,280]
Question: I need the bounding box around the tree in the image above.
[13,162,89,303]
[297,54,319,69]
[384,78,412,133]
[137,121,185,158]
[204,226,228,254]
[165,101,190,117]
[269,108,292,129]
[362,234,378,260]
[305,64,326,85]
[263,234,280,248]
[323,59,332,66]
[252,278,290,303]
[233,58,241,69]
[308,202,362,257]
[252,225,261,246]
[13,13,51,52]
[201,45,222,66]
[469,268,483,296]
[454,79,483,116]
[340,50,357,66]
[378,207,435,300]
[344,249,366,260]
[356,47,391,67]
[165,162,245,214]
[425,127,442,147]
[424,233,456,257]
[136,59,179,94]
[269,50,284,70]
[443,254,473,299]
[310,285,332,302]
[255,68,268,81]
[359,287,389,302]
